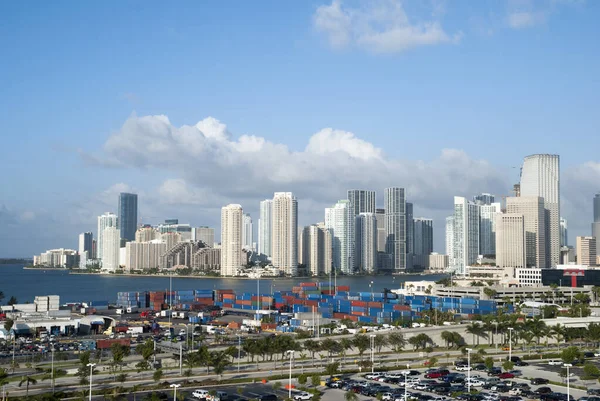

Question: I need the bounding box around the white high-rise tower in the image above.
[271,192,298,276]
[258,199,273,258]
[452,197,480,274]
[355,213,378,274]
[242,213,253,251]
[479,203,501,256]
[507,196,547,268]
[220,204,244,276]
[97,212,118,260]
[520,154,560,267]
[102,226,120,272]
[325,200,354,274]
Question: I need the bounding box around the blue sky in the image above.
[1,0,599,257]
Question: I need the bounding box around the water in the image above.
[0,264,447,304]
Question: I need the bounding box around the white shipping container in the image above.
[242,319,261,327]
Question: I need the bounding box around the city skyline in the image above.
[2,1,600,257]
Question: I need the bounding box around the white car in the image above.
[192,389,210,399]
[548,360,563,366]
[293,392,314,401]
[456,365,472,371]
[466,379,485,387]
[366,372,385,380]
[382,393,395,401]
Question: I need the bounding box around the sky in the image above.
[1,0,599,257]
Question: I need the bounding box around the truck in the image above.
[126,326,144,335]
[114,323,129,333]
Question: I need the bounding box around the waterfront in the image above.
[0,264,447,304]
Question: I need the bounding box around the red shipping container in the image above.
[97,338,131,349]
[299,282,318,287]
[367,302,382,308]
[393,305,410,311]
[304,300,318,307]
[336,285,350,292]
[350,300,367,307]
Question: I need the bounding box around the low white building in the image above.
[515,267,542,286]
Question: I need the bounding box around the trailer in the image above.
[126,326,144,335]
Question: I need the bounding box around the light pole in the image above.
[51,348,55,393]
[370,334,376,373]
[370,281,374,301]
[286,350,294,400]
[86,363,95,401]
[466,348,473,393]
[508,327,514,361]
[564,363,572,401]
[402,370,410,400]
[237,335,242,372]
[170,383,181,401]
[494,322,498,351]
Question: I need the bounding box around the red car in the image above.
[498,372,515,379]
[425,370,450,379]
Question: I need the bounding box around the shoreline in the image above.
[23,267,70,271]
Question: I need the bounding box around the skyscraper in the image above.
[118,193,138,243]
[405,202,414,269]
[300,223,332,276]
[271,192,298,276]
[97,212,118,260]
[506,196,546,268]
[384,187,406,272]
[347,190,376,216]
[592,193,600,254]
[576,236,597,266]
[258,199,273,258]
[242,213,253,250]
[414,218,433,256]
[560,218,568,247]
[194,226,215,247]
[479,203,502,256]
[473,193,495,205]
[325,200,354,274]
[452,197,480,274]
[355,213,378,274]
[101,226,120,272]
[520,154,560,267]
[220,204,244,276]
[78,232,93,258]
[375,209,386,253]
[495,213,526,269]
[445,216,454,267]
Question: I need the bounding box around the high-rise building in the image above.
[157,220,192,242]
[118,193,138,243]
[414,218,433,256]
[576,236,597,266]
[347,190,376,216]
[162,232,181,251]
[125,240,166,272]
[506,196,546,268]
[495,213,526,269]
[220,204,244,276]
[405,202,414,270]
[452,197,480,274]
[242,213,253,250]
[592,193,600,254]
[355,213,378,274]
[445,216,454,267]
[519,154,560,267]
[258,199,273,258]
[479,203,502,256]
[375,209,386,253]
[384,187,407,272]
[473,193,495,205]
[78,232,93,258]
[97,212,118,260]
[136,226,158,243]
[300,223,332,276]
[194,226,215,247]
[560,218,568,247]
[101,226,121,272]
[325,199,354,274]
[271,192,298,276]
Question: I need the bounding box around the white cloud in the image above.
[506,0,583,29]
[313,0,461,53]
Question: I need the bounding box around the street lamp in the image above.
[466,348,473,393]
[402,370,410,400]
[370,281,374,301]
[564,363,573,401]
[370,334,376,373]
[286,350,294,400]
[170,383,181,401]
[237,335,242,372]
[494,322,499,351]
[86,363,96,401]
[508,327,514,361]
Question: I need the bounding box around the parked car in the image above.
[584,352,595,358]
[293,392,313,400]
[508,370,522,377]
[587,389,600,396]
[498,373,515,379]
[487,368,502,376]
[535,387,554,396]
[514,360,529,366]
[193,389,210,399]
[548,360,563,366]
[531,378,550,385]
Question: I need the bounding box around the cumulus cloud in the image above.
[313,0,461,53]
[506,0,583,29]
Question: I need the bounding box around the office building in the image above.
[157,219,192,242]
[97,212,118,260]
[220,204,244,276]
[429,253,449,270]
[325,199,354,274]
[101,226,120,272]
[592,193,600,254]
[506,196,546,268]
[445,216,454,268]
[495,213,526,269]
[519,154,560,267]
[125,240,166,271]
[406,202,414,269]
[452,197,480,274]
[242,213,253,250]
[135,226,158,243]
[576,236,597,267]
[384,187,407,272]
[78,232,93,258]
[258,199,273,258]
[118,192,138,243]
[347,190,376,216]
[355,213,378,274]
[34,248,79,268]
[300,223,332,276]
[560,218,568,247]
[375,209,386,253]
[271,192,298,276]
[414,218,433,256]
[480,203,501,256]
[473,193,495,205]
[515,267,542,287]
[193,226,215,247]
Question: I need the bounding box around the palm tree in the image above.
[19,375,37,397]
[353,335,370,361]
[551,324,565,351]
[339,338,353,364]
[345,391,359,401]
[466,322,487,346]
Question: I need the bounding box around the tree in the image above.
[311,374,321,387]
[428,357,438,368]
[210,351,231,379]
[583,363,600,379]
[272,381,282,391]
[373,334,388,354]
[7,296,17,306]
[19,375,38,397]
[484,357,494,370]
[345,391,359,401]
[387,332,406,365]
[303,340,321,366]
[466,322,488,346]
[353,335,370,361]
[561,346,582,364]
[408,333,433,350]
[3,318,13,332]
[502,360,514,372]
[152,369,163,382]
[0,291,4,304]
[116,373,128,384]
[483,288,497,299]
[110,343,130,371]
[324,362,340,376]
[298,374,308,385]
